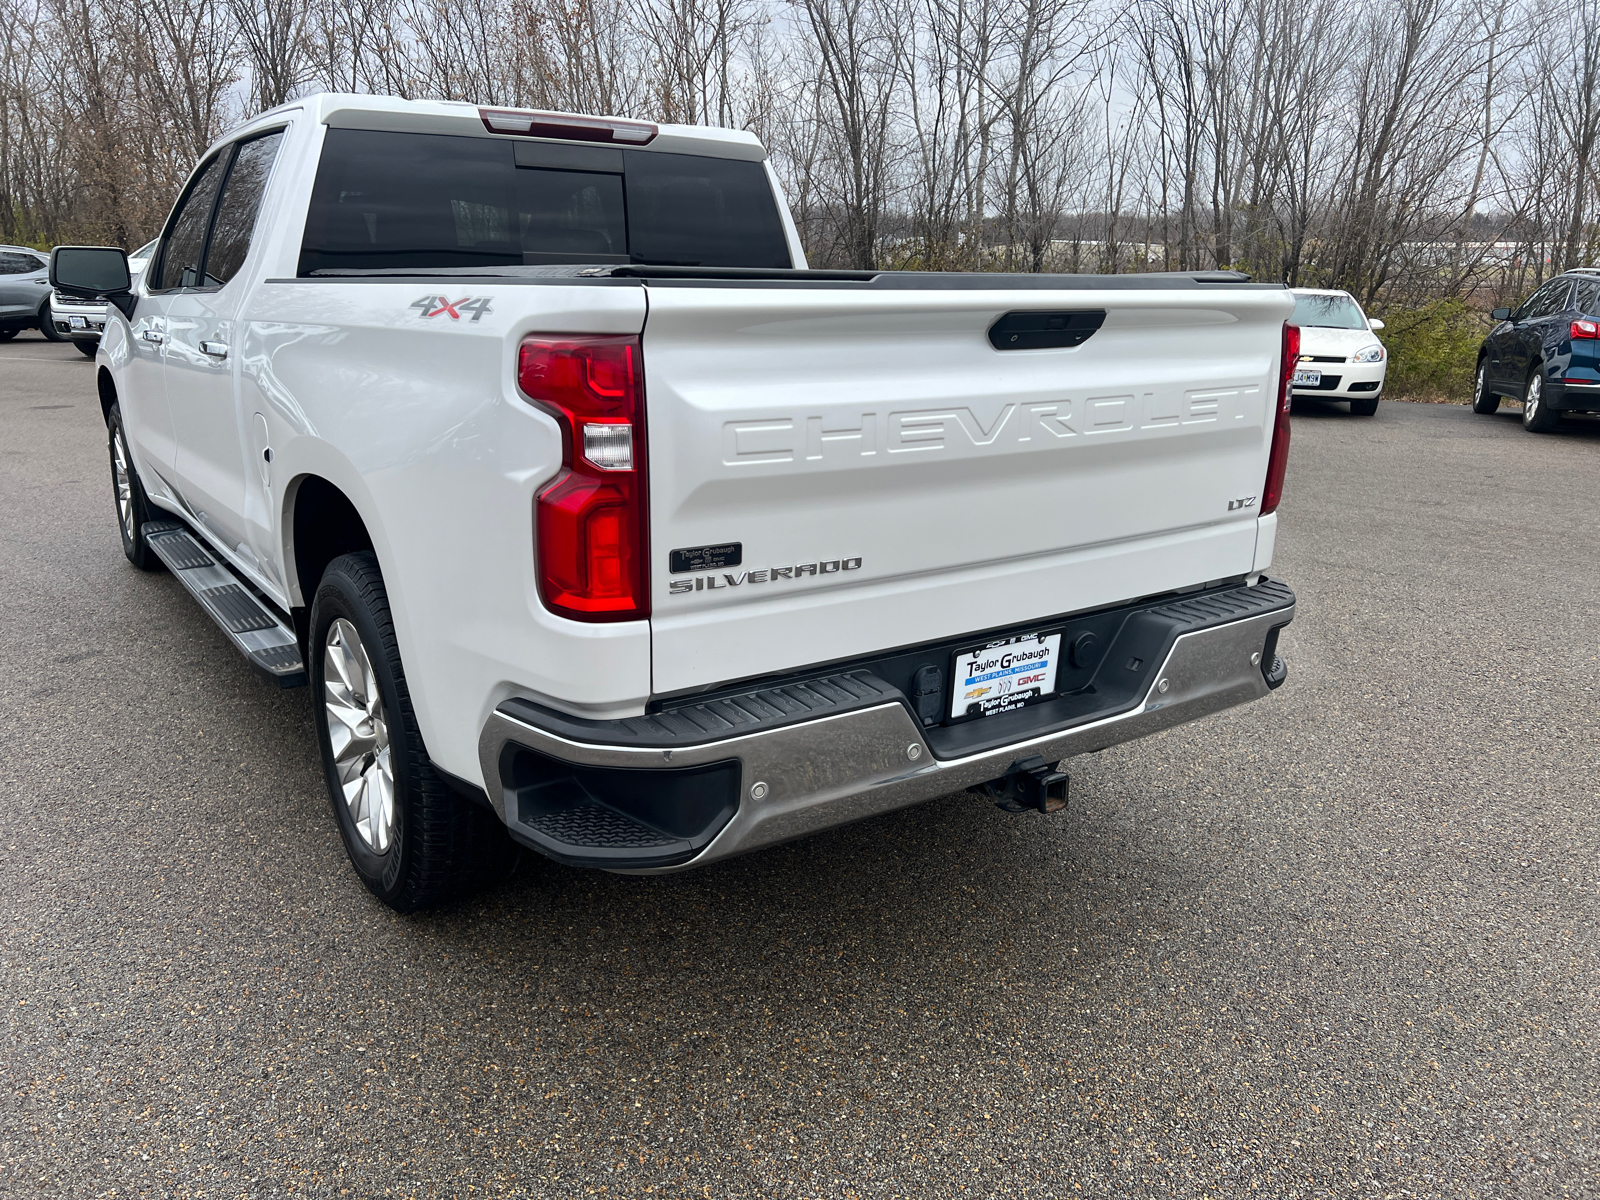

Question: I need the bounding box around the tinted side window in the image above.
[1514,280,1571,321]
[155,155,226,290]
[1575,280,1600,314]
[623,151,790,268]
[0,252,41,274]
[203,131,284,286]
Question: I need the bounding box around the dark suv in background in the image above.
[1473,268,1600,432]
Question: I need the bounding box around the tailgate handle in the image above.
[988,310,1105,351]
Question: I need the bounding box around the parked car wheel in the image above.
[1471,360,1500,414]
[75,340,97,358]
[310,552,515,912]
[36,300,64,342]
[1521,368,1561,433]
[1350,393,1380,416]
[107,405,161,570]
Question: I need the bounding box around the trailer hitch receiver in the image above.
[970,754,1069,814]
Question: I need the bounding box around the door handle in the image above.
[141,329,164,344]
[200,341,228,359]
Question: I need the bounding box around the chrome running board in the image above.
[143,520,307,688]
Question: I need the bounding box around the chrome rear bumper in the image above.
[479,590,1293,874]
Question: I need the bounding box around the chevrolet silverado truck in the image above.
[52,94,1299,912]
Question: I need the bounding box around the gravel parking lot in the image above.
[1,330,1596,1198]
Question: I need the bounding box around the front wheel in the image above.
[309,552,515,912]
[108,406,160,570]
[1522,368,1561,433]
[1471,361,1500,414]
[37,302,64,342]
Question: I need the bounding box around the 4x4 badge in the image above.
[410,295,493,322]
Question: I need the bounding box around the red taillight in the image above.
[1572,319,1599,340]
[1262,322,1298,516]
[519,336,648,621]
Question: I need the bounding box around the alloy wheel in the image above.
[111,427,133,543]
[1524,374,1542,425]
[323,618,396,853]
[1472,365,1484,408]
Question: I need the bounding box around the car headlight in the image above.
[1353,344,1385,363]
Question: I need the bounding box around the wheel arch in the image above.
[284,471,380,615]
[96,367,118,425]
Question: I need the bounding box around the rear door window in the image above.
[298,128,790,274]
[203,130,285,286]
[154,155,227,291]
[0,252,42,274]
[1513,280,1571,322]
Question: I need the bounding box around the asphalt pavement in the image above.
[1,329,1596,1198]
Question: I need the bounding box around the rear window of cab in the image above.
[297,128,792,274]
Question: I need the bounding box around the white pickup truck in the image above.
[53,94,1298,912]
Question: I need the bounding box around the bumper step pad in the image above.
[143,521,307,687]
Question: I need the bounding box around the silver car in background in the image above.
[0,245,58,343]
[51,238,156,357]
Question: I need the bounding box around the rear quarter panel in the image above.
[239,278,650,781]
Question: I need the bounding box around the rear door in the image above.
[1502,279,1570,390]
[642,281,1293,694]
[162,129,285,561]
[0,250,47,328]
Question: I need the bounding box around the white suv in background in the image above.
[1289,288,1388,415]
[51,239,156,356]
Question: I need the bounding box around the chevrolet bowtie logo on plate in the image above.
[410,295,493,321]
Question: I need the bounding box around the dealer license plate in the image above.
[69,315,87,330]
[950,631,1062,721]
[1292,367,1320,386]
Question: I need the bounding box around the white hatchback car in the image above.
[1289,288,1388,415]
[50,238,157,356]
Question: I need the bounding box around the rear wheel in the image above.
[37,301,64,342]
[310,552,515,912]
[1522,368,1561,433]
[1350,393,1380,416]
[107,405,160,570]
[1471,360,1500,414]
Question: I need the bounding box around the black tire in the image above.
[75,339,98,358]
[37,301,64,342]
[1350,393,1380,416]
[107,405,161,570]
[309,552,515,912]
[1522,366,1561,433]
[1471,360,1500,414]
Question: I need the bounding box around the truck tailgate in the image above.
[642,280,1294,696]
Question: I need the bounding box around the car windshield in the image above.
[1292,293,1368,329]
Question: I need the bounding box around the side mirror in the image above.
[1367,318,1385,331]
[1490,307,1512,322]
[50,245,134,318]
